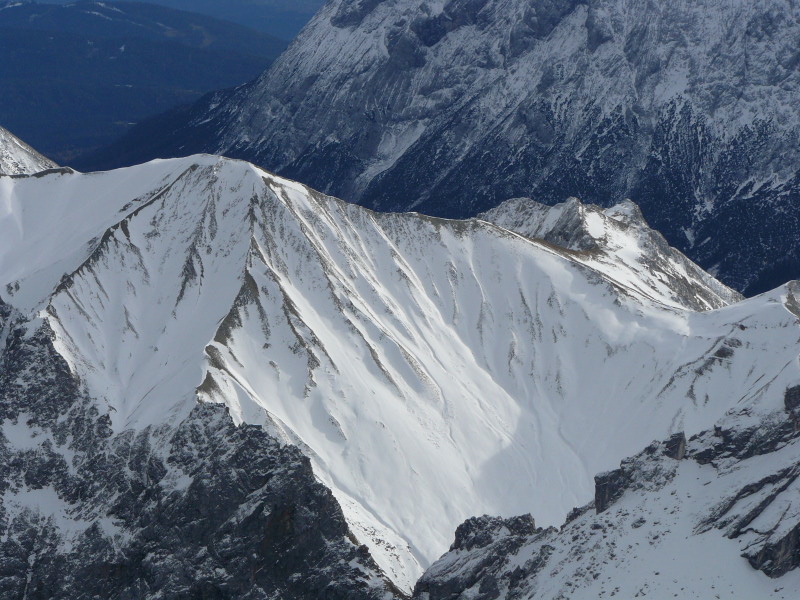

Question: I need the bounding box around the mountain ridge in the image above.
[0,125,57,175]
[479,196,742,311]
[78,0,800,295]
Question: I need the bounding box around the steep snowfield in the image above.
[2,156,799,590]
[0,125,56,175]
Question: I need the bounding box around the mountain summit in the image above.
[83,0,800,294]
[0,125,56,175]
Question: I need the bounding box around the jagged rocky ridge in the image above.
[0,126,56,175]
[82,0,800,295]
[0,300,398,599]
[415,369,800,599]
[480,197,742,312]
[2,149,800,593]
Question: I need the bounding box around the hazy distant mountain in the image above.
[0,0,286,161]
[34,0,327,38]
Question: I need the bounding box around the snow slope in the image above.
[0,125,56,175]
[2,155,799,590]
[416,379,800,599]
[414,336,800,600]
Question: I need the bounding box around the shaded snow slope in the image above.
[2,155,799,590]
[416,357,800,598]
[0,125,56,175]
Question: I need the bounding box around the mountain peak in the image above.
[480,196,742,311]
[0,125,57,175]
[84,0,800,293]
[3,152,798,592]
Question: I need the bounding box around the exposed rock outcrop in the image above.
[416,413,800,599]
[0,302,399,599]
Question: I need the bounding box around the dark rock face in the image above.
[593,468,630,514]
[689,408,800,580]
[785,386,800,412]
[747,523,800,578]
[451,515,538,552]
[413,515,548,600]
[663,432,686,460]
[595,433,687,513]
[689,409,798,466]
[0,302,399,599]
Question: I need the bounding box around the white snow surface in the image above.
[0,126,57,176]
[1,155,799,590]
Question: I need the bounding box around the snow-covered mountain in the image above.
[82,0,800,295]
[0,125,56,175]
[3,150,800,594]
[0,159,399,598]
[479,197,742,312]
